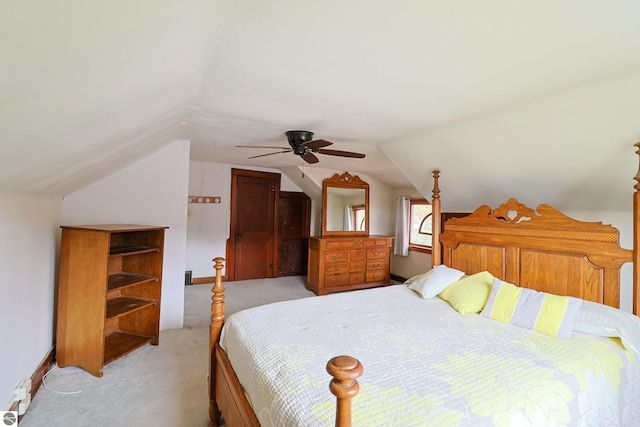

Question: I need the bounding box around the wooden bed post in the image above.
[634,143,640,316]
[327,356,363,427]
[209,257,225,426]
[431,170,442,267]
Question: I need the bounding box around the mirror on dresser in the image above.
[321,171,369,236]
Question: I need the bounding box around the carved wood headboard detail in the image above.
[432,177,633,310]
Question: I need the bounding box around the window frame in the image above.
[352,204,366,231]
[408,198,433,254]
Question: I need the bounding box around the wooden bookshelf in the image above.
[56,224,167,377]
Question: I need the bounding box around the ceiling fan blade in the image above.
[301,152,319,164]
[237,145,290,149]
[316,148,366,159]
[303,139,333,150]
[247,150,292,159]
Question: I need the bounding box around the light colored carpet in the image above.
[20,276,315,427]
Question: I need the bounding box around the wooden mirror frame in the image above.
[321,172,370,237]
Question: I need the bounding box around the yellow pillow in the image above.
[481,278,583,338]
[438,271,493,314]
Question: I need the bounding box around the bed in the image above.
[207,144,640,426]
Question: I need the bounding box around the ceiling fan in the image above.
[237,130,366,164]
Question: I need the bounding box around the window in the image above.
[352,204,366,231]
[409,199,432,253]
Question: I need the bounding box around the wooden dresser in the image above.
[307,236,393,295]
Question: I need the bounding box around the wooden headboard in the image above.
[430,168,637,314]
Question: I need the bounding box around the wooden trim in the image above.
[408,245,432,254]
[192,276,215,285]
[274,181,281,277]
[32,346,55,398]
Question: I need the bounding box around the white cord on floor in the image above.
[41,366,84,395]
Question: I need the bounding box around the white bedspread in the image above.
[219,285,640,426]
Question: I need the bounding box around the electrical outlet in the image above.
[18,392,30,416]
[15,379,31,401]
[3,378,31,412]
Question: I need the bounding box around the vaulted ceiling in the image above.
[2,1,640,211]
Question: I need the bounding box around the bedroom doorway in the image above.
[227,169,280,281]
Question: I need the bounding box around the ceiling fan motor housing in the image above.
[286,130,314,148]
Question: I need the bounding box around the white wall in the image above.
[367,176,394,237]
[186,162,302,279]
[0,191,61,409]
[62,140,190,330]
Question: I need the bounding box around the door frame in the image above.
[226,168,281,281]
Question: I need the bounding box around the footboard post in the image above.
[327,356,364,427]
[209,257,225,426]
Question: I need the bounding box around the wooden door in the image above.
[228,169,280,281]
[278,191,311,276]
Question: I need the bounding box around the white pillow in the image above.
[573,300,640,355]
[405,265,465,299]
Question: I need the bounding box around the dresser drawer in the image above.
[350,260,365,272]
[366,270,387,282]
[325,263,349,275]
[324,273,350,288]
[367,248,389,260]
[364,238,390,247]
[366,260,388,271]
[325,250,349,262]
[350,272,365,285]
[326,240,354,249]
[350,249,366,261]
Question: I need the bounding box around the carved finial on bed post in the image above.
[432,170,442,266]
[211,257,226,329]
[209,257,225,426]
[634,143,640,316]
[327,356,363,427]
